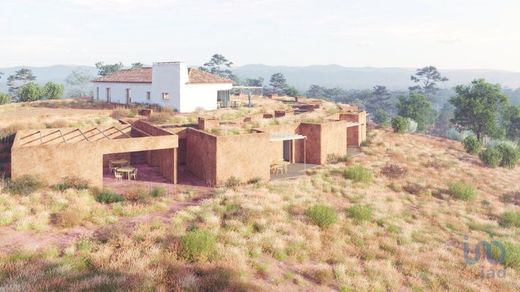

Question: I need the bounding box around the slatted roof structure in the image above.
[14,125,154,147]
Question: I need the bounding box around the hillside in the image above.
[0,100,519,290]
[2,65,520,93]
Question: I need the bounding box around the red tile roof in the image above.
[93,67,152,83]
[187,68,233,84]
[93,67,232,84]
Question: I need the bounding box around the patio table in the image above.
[116,166,135,180]
[110,159,129,167]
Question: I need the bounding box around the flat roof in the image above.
[270,133,306,141]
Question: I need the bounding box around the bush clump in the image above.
[504,242,520,270]
[380,164,407,179]
[391,116,409,133]
[304,204,338,229]
[224,176,241,189]
[346,204,372,223]
[500,211,520,228]
[53,176,89,191]
[150,186,167,198]
[6,175,44,195]
[496,143,520,169]
[447,181,477,201]
[344,165,373,184]
[95,190,124,204]
[463,135,482,155]
[179,229,217,262]
[479,147,503,168]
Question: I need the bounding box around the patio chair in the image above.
[129,168,138,180]
[113,169,123,181]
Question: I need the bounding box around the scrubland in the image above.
[1,128,519,291]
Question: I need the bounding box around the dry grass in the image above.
[1,126,520,290]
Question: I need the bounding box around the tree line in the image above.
[0,68,64,104]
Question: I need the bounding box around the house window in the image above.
[162,92,170,100]
[96,87,99,100]
[146,91,151,101]
[106,88,111,102]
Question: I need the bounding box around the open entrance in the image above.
[283,140,291,162]
[270,133,313,180]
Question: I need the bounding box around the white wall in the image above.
[94,82,151,104]
[182,83,233,112]
[151,62,186,110]
[93,62,232,112]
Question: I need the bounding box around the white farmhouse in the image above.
[92,62,233,112]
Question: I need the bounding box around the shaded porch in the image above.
[103,163,210,195]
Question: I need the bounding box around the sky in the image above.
[1,0,520,71]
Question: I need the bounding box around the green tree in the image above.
[65,69,94,97]
[131,62,143,68]
[42,82,64,99]
[0,93,10,105]
[306,84,327,98]
[410,66,448,100]
[244,77,264,87]
[95,62,124,76]
[199,54,235,81]
[450,79,508,141]
[397,92,436,132]
[285,86,299,97]
[18,82,42,102]
[373,109,390,125]
[269,73,288,95]
[364,85,393,114]
[503,105,520,142]
[7,68,36,98]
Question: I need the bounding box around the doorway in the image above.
[283,140,291,162]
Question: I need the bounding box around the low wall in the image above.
[216,132,271,185]
[186,128,217,185]
[12,129,178,188]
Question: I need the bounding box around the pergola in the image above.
[269,133,307,168]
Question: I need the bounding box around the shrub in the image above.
[224,176,241,189]
[496,143,520,169]
[346,204,372,223]
[380,164,407,179]
[479,147,503,168]
[463,135,482,155]
[305,204,338,229]
[53,207,88,228]
[0,93,11,105]
[500,211,520,228]
[110,109,129,119]
[391,116,409,133]
[373,109,389,125]
[179,229,217,262]
[246,177,262,184]
[53,176,89,191]
[326,153,349,164]
[95,190,124,204]
[406,118,418,133]
[344,165,373,184]
[447,181,477,201]
[150,186,167,198]
[149,112,171,124]
[6,175,44,195]
[126,188,150,203]
[504,242,520,270]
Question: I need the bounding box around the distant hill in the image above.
[233,64,520,91]
[1,64,519,93]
